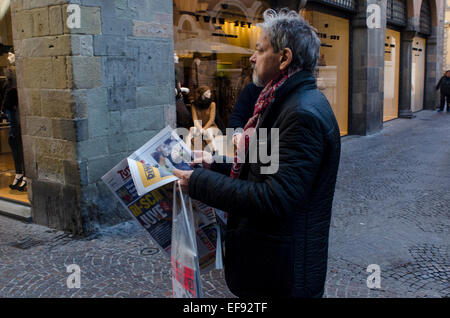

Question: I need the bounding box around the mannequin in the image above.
[188,86,218,152]
[7,52,15,65]
[1,65,26,191]
[174,52,192,129]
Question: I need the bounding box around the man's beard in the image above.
[252,66,265,87]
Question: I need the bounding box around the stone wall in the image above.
[349,0,387,135]
[422,0,445,110]
[10,0,175,235]
[74,0,176,235]
[11,0,82,233]
[445,8,450,71]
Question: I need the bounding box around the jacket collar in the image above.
[275,69,317,101]
[256,70,317,129]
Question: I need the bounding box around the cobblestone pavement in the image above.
[0,110,449,298]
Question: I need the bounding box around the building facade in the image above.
[0,0,445,235]
[444,0,450,70]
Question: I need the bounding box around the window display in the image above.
[383,29,400,122]
[301,9,349,136]
[411,37,426,112]
[0,4,29,204]
[173,2,349,137]
[173,0,269,132]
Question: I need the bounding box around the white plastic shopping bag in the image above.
[171,181,203,298]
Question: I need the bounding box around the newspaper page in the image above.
[127,126,192,196]
[102,126,219,273]
[191,200,218,272]
[101,158,173,253]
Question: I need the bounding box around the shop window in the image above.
[0,3,29,204]
[173,1,350,139]
[411,37,426,112]
[301,9,349,136]
[173,0,269,134]
[383,29,400,122]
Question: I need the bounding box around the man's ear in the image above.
[279,48,293,71]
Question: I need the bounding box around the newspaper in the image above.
[127,126,192,196]
[101,126,219,273]
[102,158,174,253]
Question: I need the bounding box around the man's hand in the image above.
[191,150,213,170]
[173,169,193,194]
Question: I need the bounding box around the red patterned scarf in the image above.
[230,68,300,179]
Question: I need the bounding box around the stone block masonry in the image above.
[10,0,176,235]
[350,0,386,135]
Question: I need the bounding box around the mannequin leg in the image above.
[203,128,218,153]
[8,135,23,175]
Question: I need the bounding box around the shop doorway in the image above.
[383,28,400,122]
[411,36,426,113]
[0,3,29,205]
[301,10,350,136]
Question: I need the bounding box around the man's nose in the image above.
[250,53,256,63]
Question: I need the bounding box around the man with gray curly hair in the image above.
[251,8,321,87]
[175,8,341,297]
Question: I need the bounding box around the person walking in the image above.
[436,70,450,112]
[174,9,341,298]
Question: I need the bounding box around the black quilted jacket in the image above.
[189,70,341,297]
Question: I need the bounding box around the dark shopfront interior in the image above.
[0,4,29,207]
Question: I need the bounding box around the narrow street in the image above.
[0,110,449,298]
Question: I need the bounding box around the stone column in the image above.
[350,0,386,135]
[424,9,445,110]
[11,0,83,233]
[10,0,175,235]
[398,30,416,118]
[76,0,175,235]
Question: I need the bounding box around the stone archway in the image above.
[399,0,444,115]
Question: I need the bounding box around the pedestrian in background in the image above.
[228,82,263,147]
[436,70,450,112]
[174,8,341,298]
